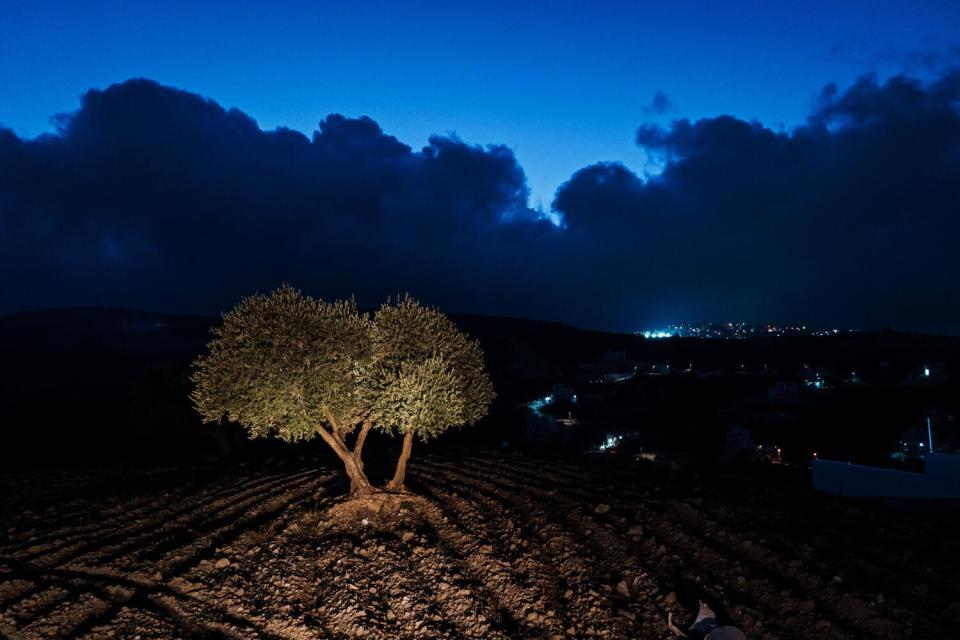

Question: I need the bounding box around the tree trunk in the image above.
[387,431,414,491]
[343,453,374,497]
[210,424,233,458]
[317,426,374,498]
[353,420,372,471]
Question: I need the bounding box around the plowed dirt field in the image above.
[1,452,956,639]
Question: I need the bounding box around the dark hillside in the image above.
[0,308,634,466]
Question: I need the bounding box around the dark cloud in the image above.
[0,79,557,321]
[642,90,676,116]
[554,69,960,332]
[830,41,960,79]
[3,72,960,332]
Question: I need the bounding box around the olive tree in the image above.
[364,297,495,490]
[190,286,376,496]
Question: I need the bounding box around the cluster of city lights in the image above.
[640,330,674,339]
[527,395,552,418]
[639,322,855,340]
[598,434,623,451]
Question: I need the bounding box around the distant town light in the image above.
[641,330,674,339]
[638,322,855,340]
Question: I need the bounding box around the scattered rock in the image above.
[594,504,611,514]
[665,591,677,604]
[215,558,231,569]
[616,580,630,597]
[627,525,643,536]
[401,531,415,543]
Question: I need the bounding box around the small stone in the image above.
[832,575,842,584]
[401,531,415,543]
[616,581,630,597]
[594,504,611,514]
[627,525,643,536]
[563,589,574,600]
[876,593,885,605]
[361,518,369,526]
[665,591,677,604]
[215,558,230,569]
[736,575,746,585]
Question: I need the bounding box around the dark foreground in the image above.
[0,452,957,640]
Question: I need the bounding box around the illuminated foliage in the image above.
[372,355,467,440]
[364,296,495,489]
[191,285,375,495]
[191,288,494,497]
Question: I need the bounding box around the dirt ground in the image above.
[0,452,957,639]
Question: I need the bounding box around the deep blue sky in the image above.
[2,0,958,208]
[3,1,960,331]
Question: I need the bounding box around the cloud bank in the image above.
[2,71,960,331]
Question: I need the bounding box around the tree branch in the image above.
[353,420,372,461]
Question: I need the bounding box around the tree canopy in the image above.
[191,288,494,497]
[365,297,495,488]
[191,285,371,441]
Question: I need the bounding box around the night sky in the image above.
[2,1,960,332]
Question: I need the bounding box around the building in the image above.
[904,362,948,385]
[804,368,830,390]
